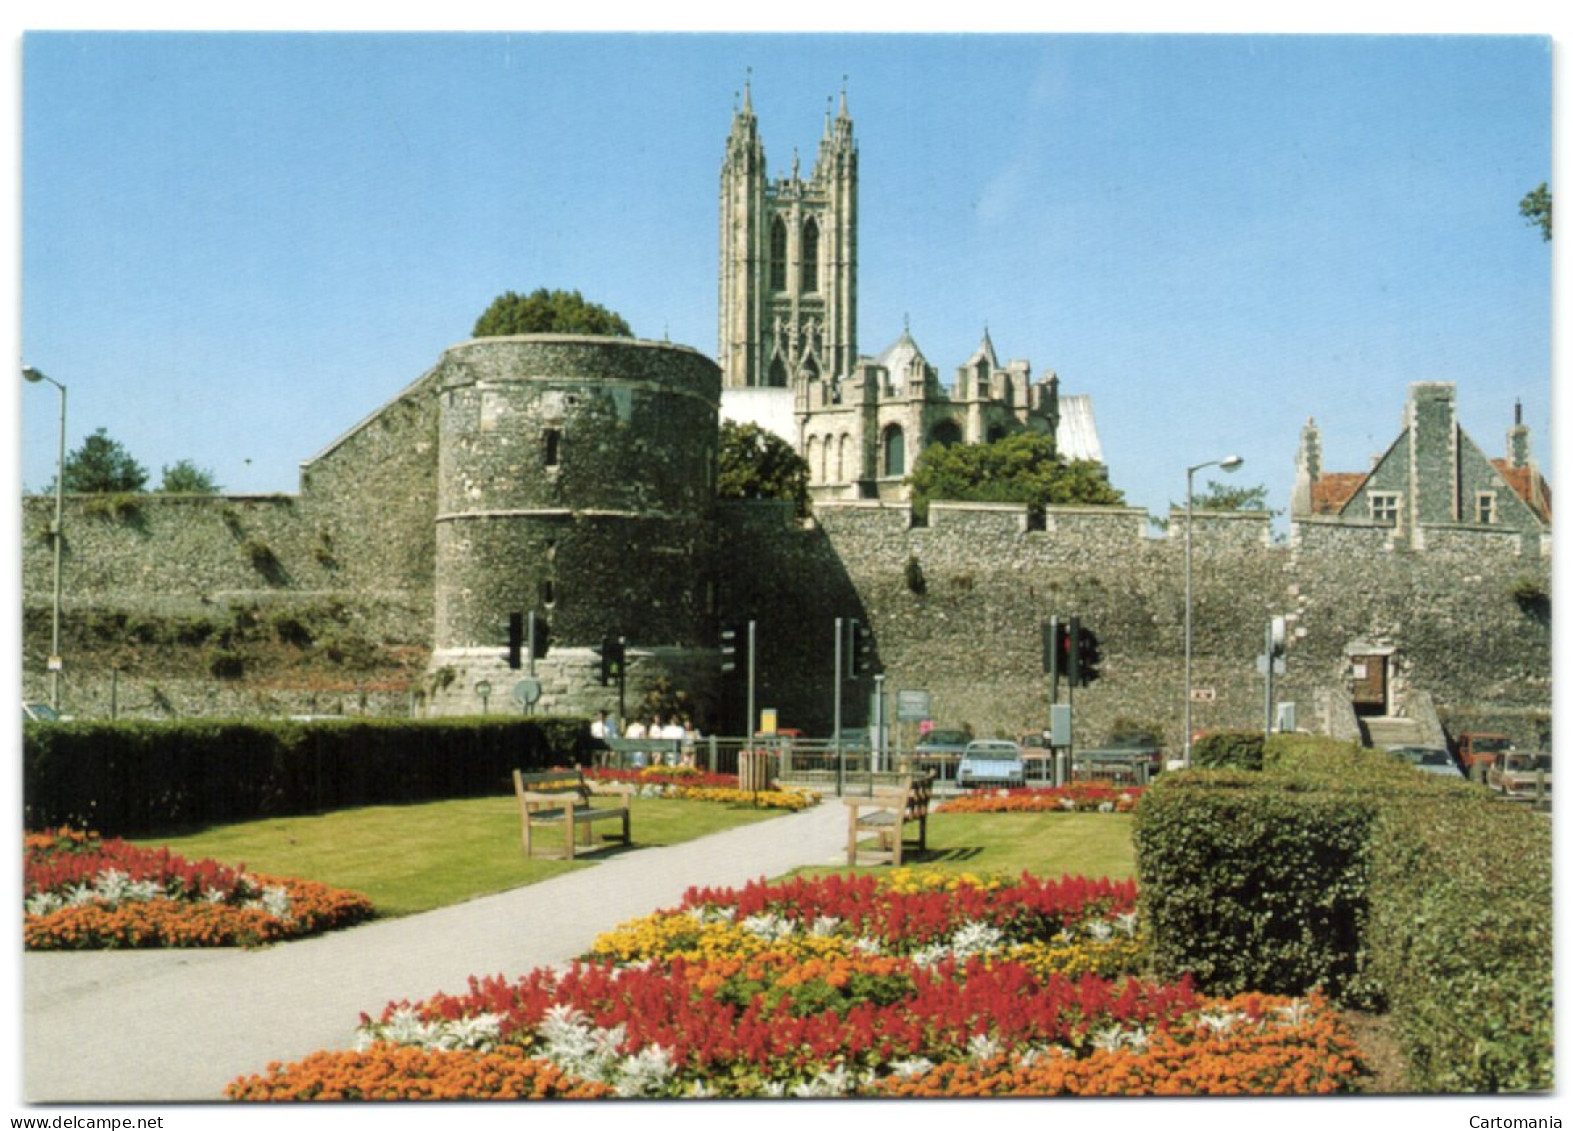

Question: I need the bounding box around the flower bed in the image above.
[940,784,1145,814]
[228,870,1365,1099]
[24,828,374,949]
[586,767,818,811]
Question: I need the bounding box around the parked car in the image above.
[913,728,972,757]
[23,701,60,722]
[957,739,1026,788]
[1385,744,1465,779]
[1487,751,1551,800]
[1456,732,1515,775]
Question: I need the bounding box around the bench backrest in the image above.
[864,775,931,818]
[514,769,591,807]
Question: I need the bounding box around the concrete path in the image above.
[23,799,852,1103]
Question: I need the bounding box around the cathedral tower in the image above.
[718,82,858,389]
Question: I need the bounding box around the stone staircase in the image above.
[1360,715,1426,749]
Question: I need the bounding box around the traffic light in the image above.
[599,636,625,686]
[719,624,742,675]
[507,612,524,670]
[850,620,876,675]
[529,613,551,661]
[1042,619,1069,678]
[1074,623,1102,686]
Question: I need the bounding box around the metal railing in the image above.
[586,736,1152,796]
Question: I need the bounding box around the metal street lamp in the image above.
[1183,454,1243,766]
[23,367,67,711]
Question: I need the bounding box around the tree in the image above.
[1519,183,1552,241]
[907,431,1124,518]
[1151,480,1276,531]
[716,420,811,514]
[157,459,221,494]
[59,427,148,493]
[472,288,633,338]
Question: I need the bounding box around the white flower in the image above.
[613,1045,676,1097]
[1059,797,1078,811]
[910,943,948,968]
[740,912,795,942]
[808,915,842,937]
[851,936,883,956]
[25,892,64,917]
[792,1065,854,1097]
[1115,911,1140,936]
[950,919,1005,958]
[1098,801,1115,813]
[888,1057,934,1078]
[1084,919,1114,942]
[1198,1010,1246,1037]
[697,905,736,925]
[967,1033,1002,1062]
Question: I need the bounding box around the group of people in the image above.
[591,710,699,768]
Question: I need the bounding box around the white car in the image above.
[957,740,1025,789]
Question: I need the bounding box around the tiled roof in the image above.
[1311,472,1367,515]
[1491,460,1553,524]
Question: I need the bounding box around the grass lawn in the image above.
[791,811,1137,883]
[129,795,788,918]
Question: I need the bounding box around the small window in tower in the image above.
[544,428,562,468]
[800,218,820,293]
[770,217,787,292]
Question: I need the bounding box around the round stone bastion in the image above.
[428,335,723,721]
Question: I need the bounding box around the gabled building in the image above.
[1292,382,1550,554]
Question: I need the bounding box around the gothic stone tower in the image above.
[718,84,858,389]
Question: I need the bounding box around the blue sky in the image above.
[17,30,1554,525]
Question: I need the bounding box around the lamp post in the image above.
[1183,454,1243,766]
[23,367,67,711]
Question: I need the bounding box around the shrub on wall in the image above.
[23,717,591,838]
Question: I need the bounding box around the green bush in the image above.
[23,716,592,837]
[1189,729,1265,770]
[1133,734,1553,1092]
[1134,770,1372,999]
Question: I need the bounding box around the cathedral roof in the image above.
[1056,395,1103,464]
[875,328,928,376]
[965,329,999,370]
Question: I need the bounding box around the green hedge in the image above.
[1134,735,1552,1092]
[1189,729,1265,770]
[23,716,591,837]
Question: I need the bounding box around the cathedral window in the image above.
[883,425,906,478]
[800,218,820,293]
[770,217,788,292]
[767,355,788,388]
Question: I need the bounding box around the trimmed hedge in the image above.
[1189,729,1265,770]
[1134,735,1552,1092]
[23,717,591,837]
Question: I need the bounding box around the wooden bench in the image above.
[512,769,633,861]
[844,775,932,867]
